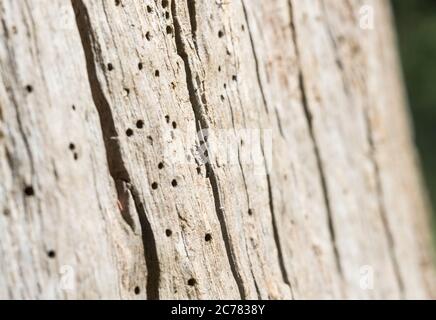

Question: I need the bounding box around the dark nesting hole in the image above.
[25,85,33,93]
[241,24,245,31]
[172,121,177,129]
[171,179,178,187]
[147,5,153,13]
[126,128,134,137]
[166,26,173,34]
[138,62,144,70]
[158,162,164,170]
[162,0,169,8]
[72,105,76,111]
[187,278,196,287]
[134,286,141,295]
[136,120,144,129]
[107,63,114,71]
[232,75,238,81]
[165,11,170,19]
[115,0,121,6]
[47,250,56,259]
[205,234,212,242]
[165,229,172,237]
[218,30,224,38]
[145,31,152,41]
[218,66,222,72]
[248,209,253,216]
[165,115,170,123]
[220,95,225,102]
[69,143,79,160]
[155,70,160,77]
[151,182,159,190]
[124,88,130,96]
[196,167,201,175]
[24,186,35,197]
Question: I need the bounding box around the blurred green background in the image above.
[392,0,436,234]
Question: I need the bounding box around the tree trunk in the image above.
[0,0,434,299]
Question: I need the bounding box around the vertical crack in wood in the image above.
[364,112,405,297]
[240,1,269,117]
[240,0,294,296]
[186,0,199,54]
[262,146,294,299]
[274,109,286,140]
[71,0,160,300]
[288,0,344,277]
[127,185,161,299]
[266,174,294,296]
[237,148,262,299]
[320,0,404,296]
[170,0,245,299]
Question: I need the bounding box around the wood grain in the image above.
[0,0,434,299]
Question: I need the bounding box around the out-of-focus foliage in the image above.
[392,0,436,227]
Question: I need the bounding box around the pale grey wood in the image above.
[0,0,434,299]
[0,0,144,299]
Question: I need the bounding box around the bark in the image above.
[0,0,434,299]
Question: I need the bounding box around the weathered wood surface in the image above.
[0,0,434,299]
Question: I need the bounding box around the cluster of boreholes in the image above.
[160,228,212,290]
[215,27,255,218]
[104,7,204,288]
[125,114,179,190]
[69,143,79,161]
[20,0,249,293]
[215,27,241,106]
[115,0,171,41]
[216,27,256,222]
[21,80,76,265]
